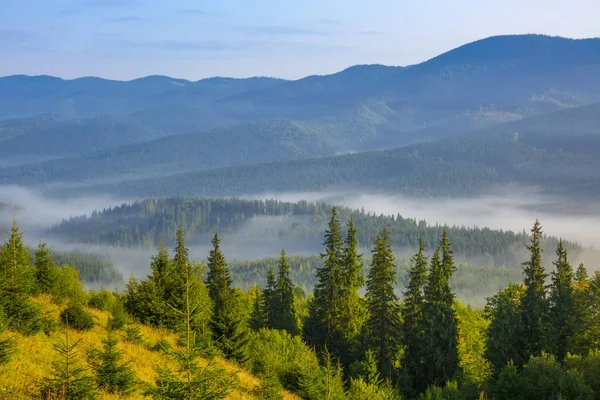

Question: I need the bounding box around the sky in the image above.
[0,0,599,80]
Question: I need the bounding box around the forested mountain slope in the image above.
[48,197,578,267]
[2,35,600,172]
[53,102,600,198]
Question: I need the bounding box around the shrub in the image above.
[49,265,88,304]
[122,325,143,344]
[0,291,43,335]
[60,304,95,331]
[88,288,117,312]
[107,301,128,331]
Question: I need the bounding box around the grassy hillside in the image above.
[0,295,298,400]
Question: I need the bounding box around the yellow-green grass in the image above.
[0,295,299,400]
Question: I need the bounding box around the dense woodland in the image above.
[49,197,578,267]
[2,208,600,399]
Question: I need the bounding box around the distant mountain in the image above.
[49,102,600,199]
[0,114,168,163]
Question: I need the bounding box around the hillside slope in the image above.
[0,295,298,400]
[51,102,600,198]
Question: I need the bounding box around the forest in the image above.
[1,207,599,399]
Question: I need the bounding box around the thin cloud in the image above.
[111,16,144,22]
[180,8,212,16]
[239,25,334,36]
[359,30,384,36]
[85,0,139,7]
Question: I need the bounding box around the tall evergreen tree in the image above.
[273,249,298,335]
[338,218,365,366]
[304,207,345,359]
[146,250,234,400]
[249,285,267,331]
[364,228,400,379]
[521,220,549,359]
[548,240,575,362]
[572,264,591,355]
[35,240,56,294]
[0,218,34,293]
[263,266,277,329]
[485,284,525,374]
[401,238,428,393]
[421,230,460,388]
[205,232,249,363]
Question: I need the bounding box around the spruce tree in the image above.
[35,240,56,294]
[521,220,549,359]
[0,218,35,294]
[339,218,365,365]
[421,231,460,389]
[364,228,400,379]
[249,285,267,331]
[263,266,277,329]
[146,256,235,400]
[90,334,137,395]
[273,249,298,335]
[205,232,249,363]
[39,325,98,399]
[304,207,345,359]
[548,240,575,361]
[401,238,428,393]
[572,264,591,355]
[485,284,525,373]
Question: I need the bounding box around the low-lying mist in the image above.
[2,184,599,304]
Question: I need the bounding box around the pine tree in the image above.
[338,218,365,366]
[90,334,137,395]
[273,249,298,335]
[401,238,428,393]
[548,240,575,362]
[146,258,235,400]
[304,207,345,359]
[0,217,35,294]
[421,230,460,388]
[35,240,56,294]
[205,232,249,363]
[263,266,277,329]
[39,324,98,399]
[364,228,400,379]
[572,264,591,355]
[521,220,549,359]
[249,285,267,331]
[485,284,526,374]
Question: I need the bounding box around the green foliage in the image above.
[60,304,95,331]
[548,240,576,361]
[35,241,56,294]
[49,265,88,304]
[107,300,128,331]
[421,230,460,388]
[521,220,549,360]
[1,290,43,335]
[89,334,137,395]
[271,249,298,335]
[254,372,284,400]
[0,219,36,294]
[401,238,428,393]
[0,307,14,366]
[122,324,143,344]
[247,329,321,394]
[205,232,249,363]
[491,361,521,400]
[39,327,98,400]
[145,255,235,400]
[51,251,123,285]
[455,303,492,388]
[364,228,400,379]
[485,284,525,373]
[88,288,118,312]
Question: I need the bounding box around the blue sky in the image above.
[0,0,598,80]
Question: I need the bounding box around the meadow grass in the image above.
[0,295,299,399]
